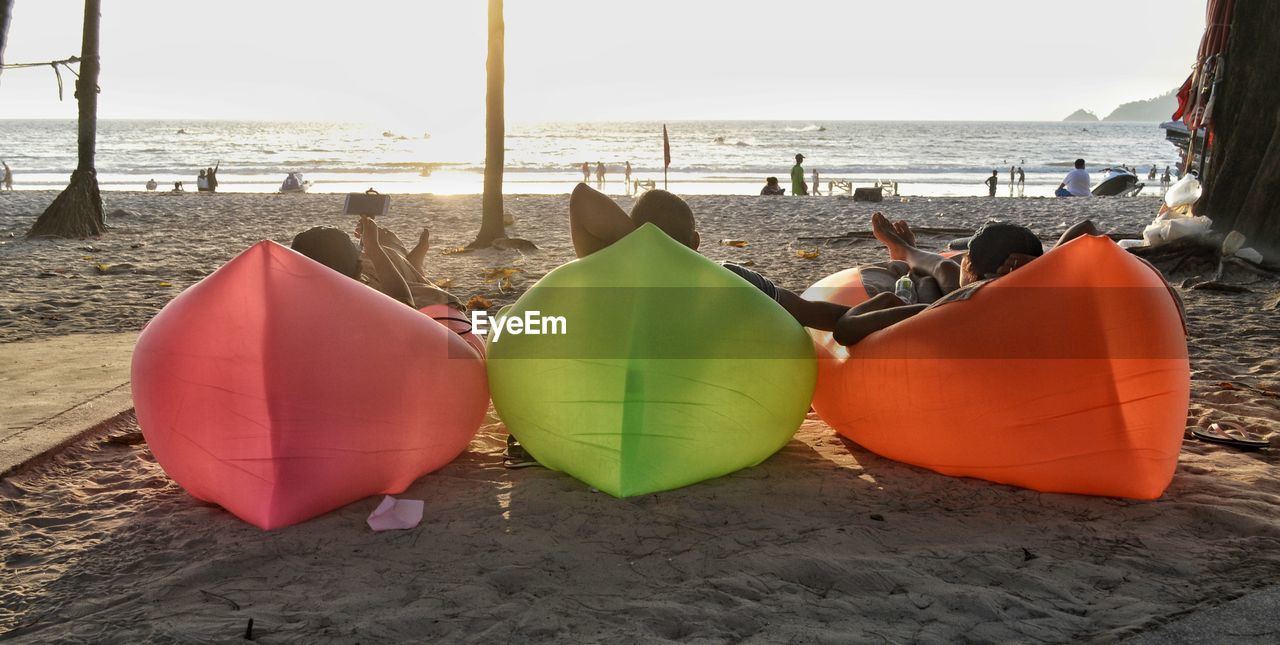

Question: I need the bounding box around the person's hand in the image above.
[995,253,1038,275]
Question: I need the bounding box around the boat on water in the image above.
[279,172,311,194]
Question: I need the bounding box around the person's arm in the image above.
[569,182,635,258]
[359,217,414,307]
[832,292,928,346]
[776,289,850,331]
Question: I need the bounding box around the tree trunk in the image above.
[27,0,106,239]
[1197,0,1280,261]
[1,0,13,74]
[470,0,506,248]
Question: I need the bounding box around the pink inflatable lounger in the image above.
[132,240,488,529]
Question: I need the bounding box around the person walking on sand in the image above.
[1016,166,1025,197]
[624,161,632,195]
[791,154,808,196]
[581,161,590,184]
[596,162,606,189]
[985,170,998,197]
[205,162,220,193]
[2,160,13,191]
[197,169,209,192]
[812,168,821,196]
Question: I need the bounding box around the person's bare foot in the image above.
[407,227,432,275]
[893,220,916,247]
[871,212,912,261]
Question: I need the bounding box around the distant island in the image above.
[1063,109,1100,122]
[1104,89,1179,122]
[1064,88,1179,123]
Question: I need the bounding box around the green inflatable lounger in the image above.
[487,224,816,497]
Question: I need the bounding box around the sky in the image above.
[0,0,1206,128]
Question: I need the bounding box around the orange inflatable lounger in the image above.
[801,235,1189,499]
[132,241,489,530]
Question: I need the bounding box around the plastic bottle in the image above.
[894,273,916,304]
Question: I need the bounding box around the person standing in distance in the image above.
[791,154,808,196]
[985,170,999,197]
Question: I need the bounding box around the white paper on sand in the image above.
[366,496,424,531]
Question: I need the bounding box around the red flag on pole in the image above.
[662,124,671,189]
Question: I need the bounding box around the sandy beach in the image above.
[2,190,1279,642]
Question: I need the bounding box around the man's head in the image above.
[291,226,361,279]
[795,153,805,164]
[1075,158,1086,169]
[961,221,1043,284]
[766,176,779,186]
[631,189,699,249]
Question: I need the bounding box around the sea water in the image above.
[0,119,1179,197]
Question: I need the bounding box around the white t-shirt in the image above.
[1062,168,1091,196]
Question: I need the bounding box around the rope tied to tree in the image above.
[0,55,81,100]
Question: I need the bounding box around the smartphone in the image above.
[344,191,390,218]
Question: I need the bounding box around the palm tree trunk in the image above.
[28,0,105,239]
[471,0,506,248]
[1,0,14,74]
[1198,0,1280,261]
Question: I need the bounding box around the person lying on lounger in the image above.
[290,218,462,313]
[568,183,852,333]
[831,213,1101,346]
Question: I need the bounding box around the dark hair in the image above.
[631,190,696,248]
[967,222,1043,276]
[291,226,361,279]
[766,176,779,185]
[1074,159,1086,169]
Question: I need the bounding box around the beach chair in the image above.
[828,179,854,196]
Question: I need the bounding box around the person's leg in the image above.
[1055,188,1072,197]
[569,183,636,258]
[871,212,961,293]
